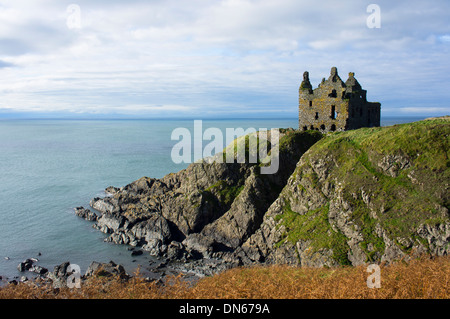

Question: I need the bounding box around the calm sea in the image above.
[0,117,424,280]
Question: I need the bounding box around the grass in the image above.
[283,118,449,262]
[275,202,351,265]
[1,255,448,299]
[205,180,245,207]
[277,129,322,153]
[222,131,270,164]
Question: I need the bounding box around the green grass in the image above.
[315,119,448,233]
[275,202,351,265]
[205,180,245,207]
[275,118,449,263]
[222,132,271,163]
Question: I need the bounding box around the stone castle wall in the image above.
[299,67,380,132]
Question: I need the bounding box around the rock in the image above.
[17,259,34,272]
[93,212,173,257]
[90,197,119,214]
[52,261,71,279]
[239,119,450,267]
[417,223,450,256]
[94,214,126,235]
[131,250,143,256]
[166,241,188,261]
[74,206,98,222]
[130,215,173,253]
[85,261,128,279]
[182,233,215,258]
[29,265,48,275]
[378,155,411,178]
[74,119,450,274]
[105,186,120,195]
[45,261,73,288]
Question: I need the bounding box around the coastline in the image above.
[3,117,442,288]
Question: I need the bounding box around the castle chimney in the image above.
[299,71,312,91]
[331,67,338,76]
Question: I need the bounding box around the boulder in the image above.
[90,197,119,214]
[74,206,98,221]
[182,233,215,258]
[131,249,143,256]
[85,261,128,279]
[29,265,48,275]
[45,261,73,288]
[17,259,34,272]
[52,261,71,279]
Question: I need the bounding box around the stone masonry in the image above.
[299,67,381,132]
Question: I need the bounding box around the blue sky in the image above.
[0,0,449,119]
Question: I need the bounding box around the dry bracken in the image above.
[1,255,448,299]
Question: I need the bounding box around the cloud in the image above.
[0,0,449,118]
[438,35,450,43]
[0,59,14,68]
[399,107,450,114]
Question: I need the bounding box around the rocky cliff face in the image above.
[240,117,450,266]
[76,118,449,273]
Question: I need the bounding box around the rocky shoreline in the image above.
[67,129,319,283]
[4,251,228,287]
[74,121,449,282]
[3,120,449,288]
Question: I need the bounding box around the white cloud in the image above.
[399,107,450,114]
[0,0,449,117]
[438,35,450,42]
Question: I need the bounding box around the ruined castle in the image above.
[299,67,380,132]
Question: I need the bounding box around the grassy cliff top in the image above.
[275,117,449,264]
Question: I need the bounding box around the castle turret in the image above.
[299,71,313,92]
[328,67,344,86]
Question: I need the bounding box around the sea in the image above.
[0,116,425,281]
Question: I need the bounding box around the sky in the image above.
[0,0,449,119]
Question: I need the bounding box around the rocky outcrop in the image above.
[17,258,48,275]
[78,129,322,264]
[75,118,450,275]
[239,118,450,266]
[84,260,129,279]
[74,206,98,221]
[39,261,130,288]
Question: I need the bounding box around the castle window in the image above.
[328,89,337,98]
[303,126,308,131]
[315,112,319,120]
[330,124,336,131]
[331,105,336,119]
[309,101,313,107]
[320,124,326,130]
[310,125,314,130]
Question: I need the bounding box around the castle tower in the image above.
[298,67,380,132]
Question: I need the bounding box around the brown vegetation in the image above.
[1,255,448,299]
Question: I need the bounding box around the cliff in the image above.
[76,117,449,274]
